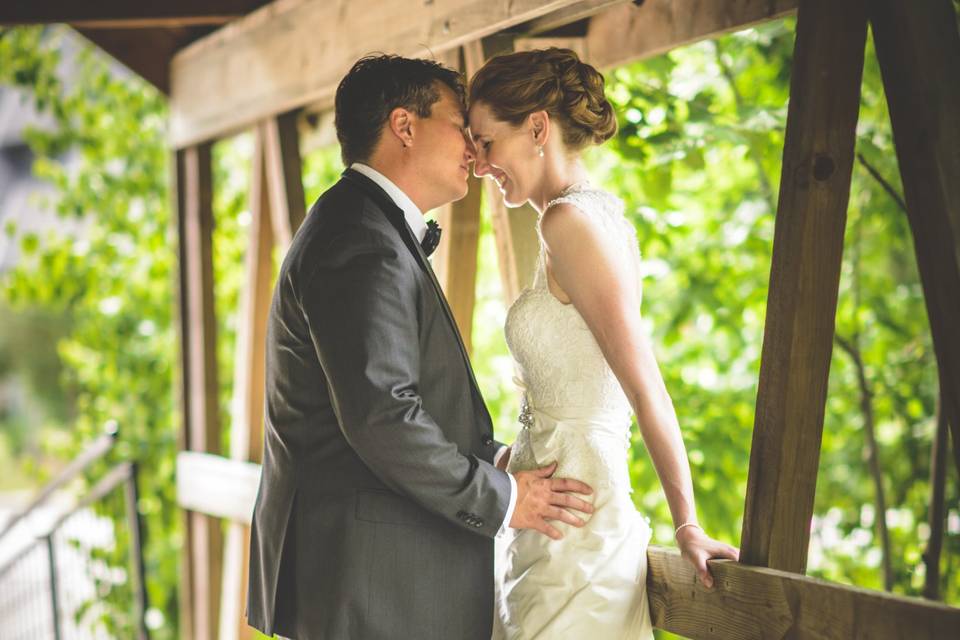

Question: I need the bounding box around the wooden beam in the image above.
[869,0,960,477]
[429,47,481,352]
[646,546,960,639]
[740,0,867,573]
[262,111,306,250]
[923,395,949,600]
[227,127,274,466]
[522,0,628,35]
[168,0,808,146]
[169,0,594,147]
[581,0,798,71]
[433,175,483,354]
[220,121,274,640]
[2,2,265,28]
[75,26,203,94]
[219,114,305,639]
[175,144,223,640]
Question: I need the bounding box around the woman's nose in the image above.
[473,154,490,178]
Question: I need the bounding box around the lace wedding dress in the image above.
[494,185,654,639]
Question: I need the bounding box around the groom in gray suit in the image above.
[246,55,594,639]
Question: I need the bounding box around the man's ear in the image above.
[388,107,415,148]
[529,111,550,147]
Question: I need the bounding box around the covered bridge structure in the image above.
[4,1,960,638]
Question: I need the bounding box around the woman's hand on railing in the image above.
[675,525,739,589]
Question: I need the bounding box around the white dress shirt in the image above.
[350,163,517,535]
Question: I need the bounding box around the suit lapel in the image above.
[341,170,489,420]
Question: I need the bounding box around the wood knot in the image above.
[813,154,835,181]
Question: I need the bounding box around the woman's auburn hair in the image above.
[468,47,617,151]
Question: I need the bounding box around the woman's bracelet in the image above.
[674,522,703,539]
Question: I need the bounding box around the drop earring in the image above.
[537,145,544,158]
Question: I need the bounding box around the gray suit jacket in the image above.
[247,169,512,639]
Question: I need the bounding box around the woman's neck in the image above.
[531,158,591,214]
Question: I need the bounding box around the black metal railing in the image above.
[0,424,149,639]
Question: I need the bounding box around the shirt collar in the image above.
[350,163,427,242]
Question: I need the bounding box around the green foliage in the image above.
[588,18,956,602]
[1,15,956,640]
[591,20,792,550]
[1,26,180,637]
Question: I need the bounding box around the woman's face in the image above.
[468,102,540,207]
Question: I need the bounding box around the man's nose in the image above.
[464,136,477,163]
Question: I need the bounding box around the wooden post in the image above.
[433,174,483,354]
[740,0,868,572]
[923,394,949,600]
[263,111,306,250]
[217,114,306,639]
[868,0,960,469]
[217,126,274,640]
[429,47,484,354]
[175,144,223,640]
[464,39,541,306]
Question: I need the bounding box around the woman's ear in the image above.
[388,107,415,147]
[529,110,550,146]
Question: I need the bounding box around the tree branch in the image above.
[922,392,948,600]
[856,152,908,213]
[834,333,894,591]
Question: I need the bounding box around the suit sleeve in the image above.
[298,225,511,537]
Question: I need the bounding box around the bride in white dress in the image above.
[468,48,740,639]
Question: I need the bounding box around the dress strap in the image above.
[544,182,593,213]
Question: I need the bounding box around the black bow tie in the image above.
[421,220,442,257]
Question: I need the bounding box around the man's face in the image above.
[411,83,475,209]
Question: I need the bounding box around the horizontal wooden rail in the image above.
[176,451,261,523]
[174,456,960,639]
[648,546,960,639]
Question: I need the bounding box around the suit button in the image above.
[483,436,494,446]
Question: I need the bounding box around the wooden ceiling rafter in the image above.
[0,2,268,29]
[1,2,272,95]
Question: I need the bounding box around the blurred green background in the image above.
[0,15,956,639]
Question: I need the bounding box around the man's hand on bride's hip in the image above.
[509,462,594,540]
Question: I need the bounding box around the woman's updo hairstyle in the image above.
[469,47,617,150]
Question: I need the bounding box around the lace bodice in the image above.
[504,184,640,418]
